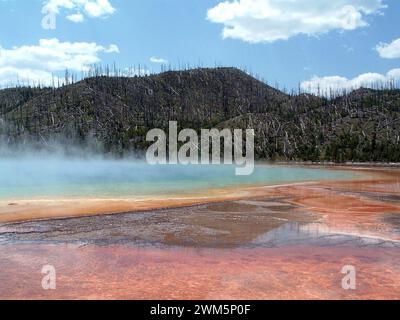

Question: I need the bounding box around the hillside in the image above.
[1,67,400,162]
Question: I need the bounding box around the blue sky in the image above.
[0,0,399,94]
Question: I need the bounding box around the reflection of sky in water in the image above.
[0,158,359,199]
[250,222,400,248]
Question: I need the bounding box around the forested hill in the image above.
[1,67,400,162]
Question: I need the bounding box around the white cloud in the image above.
[66,12,84,23]
[150,56,168,64]
[105,44,119,53]
[42,0,115,23]
[376,38,400,59]
[207,0,386,43]
[84,0,115,17]
[301,68,400,96]
[0,38,119,86]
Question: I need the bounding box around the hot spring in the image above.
[0,157,358,200]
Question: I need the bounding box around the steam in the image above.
[0,118,355,201]
[0,129,240,200]
[0,117,141,159]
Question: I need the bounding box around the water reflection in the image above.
[250,221,400,248]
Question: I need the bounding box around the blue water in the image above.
[0,158,358,200]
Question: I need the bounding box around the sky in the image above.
[0,0,399,94]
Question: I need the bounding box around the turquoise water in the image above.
[0,159,358,200]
